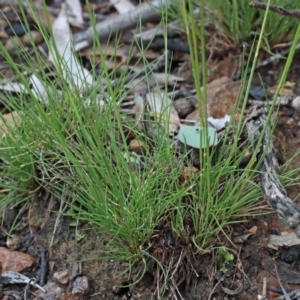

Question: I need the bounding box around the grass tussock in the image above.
[0,0,300,297]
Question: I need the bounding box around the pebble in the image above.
[53,269,70,285]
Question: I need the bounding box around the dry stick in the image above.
[207,274,226,300]
[256,42,300,68]
[249,1,300,19]
[275,289,300,300]
[0,0,58,16]
[73,0,171,50]
[246,106,300,238]
[0,0,165,50]
[261,277,267,299]
[274,264,291,300]
[0,0,106,23]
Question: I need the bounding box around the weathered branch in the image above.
[246,106,300,238]
[73,0,170,50]
[249,1,300,19]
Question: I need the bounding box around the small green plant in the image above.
[217,246,234,273]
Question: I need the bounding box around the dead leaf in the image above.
[207,77,242,117]
[49,4,93,90]
[186,77,243,120]
[30,74,49,103]
[66,0,84,28]
[0,247,36,274]
[248,225,258,235]
[0,82,27,93]
[129,139,148,152]
[177,124,217,148]
[233,233,251,244]
[0,111,21,136]
[146,92,180,137]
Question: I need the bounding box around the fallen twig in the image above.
[249,1,300,19]
[73,0,171,50]
[260,277,267,300]
[246,105,300,238]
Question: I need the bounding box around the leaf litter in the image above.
[0,1,300,300]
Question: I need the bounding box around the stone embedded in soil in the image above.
[0,247,36,274]
[53,269,70,285]
[6,235,22,251]
[174,99,194,118]
[72,275,90,296]
[292,96,300,112]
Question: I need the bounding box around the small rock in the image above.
[286,117,296,126]
[53,269,70,285]
[173,99,194,118]
[21,30,43,46]
[6,235,21,251]
[292,96,300,112]
[5,22,35,36]
[280,247,300,264]
[185,109,199,121]
[5,36,21,52]
[129,139,147,152]
[72,275,90,296]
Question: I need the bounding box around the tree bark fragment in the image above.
[246,106,300,238]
